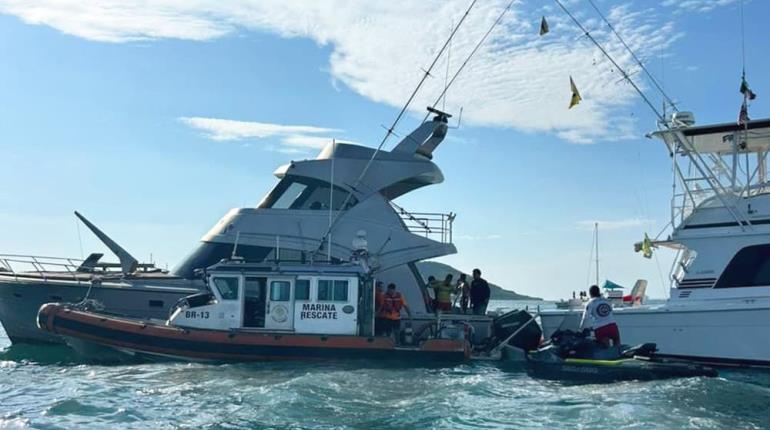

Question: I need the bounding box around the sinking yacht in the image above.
[1,109,489,346]
[540,113,770,367]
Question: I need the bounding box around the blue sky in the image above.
[0,0,767,300]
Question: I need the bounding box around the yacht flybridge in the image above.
[0,109,480,347]
[540,113,770,367]
[175,109,458,311]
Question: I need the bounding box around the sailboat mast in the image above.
[595,222,600,286]
[328,139,335,262]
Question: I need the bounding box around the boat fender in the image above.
[403,326,414,345]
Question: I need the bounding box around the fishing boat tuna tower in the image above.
[541,114,770,367]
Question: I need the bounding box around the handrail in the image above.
[390,202,455,244]
[0,253,128,284]
[0,253,86,263]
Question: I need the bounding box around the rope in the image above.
[553,0,665,122]
[443,20,453,112]
[314,0,498,257]
[425,0,518,121]
[75,217,84,260]
[586,0,678,113]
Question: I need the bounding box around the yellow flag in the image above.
[539,16,549,36]
[569,76,581,109]
[642,233,653,259]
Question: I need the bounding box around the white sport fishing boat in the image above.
[541,114,770,367]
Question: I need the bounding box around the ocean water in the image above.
[2,302,770,430]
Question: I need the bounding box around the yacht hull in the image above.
[37,304,471,363]
[0,277,198,344]
[539,305,770,367]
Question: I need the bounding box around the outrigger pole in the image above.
[553,0,751,231]
[585,0,678,113]
[315,0,518,258]
[595,223,599,287]
[313,0,479,258]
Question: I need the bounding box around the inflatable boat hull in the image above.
[37,303,470,363]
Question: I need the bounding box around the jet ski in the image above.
[526,329,718,382]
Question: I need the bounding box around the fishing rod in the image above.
[553,0,665,122]
[585,0,678,113]
[314,0,515,259]
[553,0,752,230]
[424,0,518,121]
[313,0,478,259]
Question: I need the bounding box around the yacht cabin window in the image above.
[212,277,239,300]
[317,279,349,301]
[260,176,357,211]
[715,244,770,288]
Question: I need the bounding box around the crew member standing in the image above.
[580,285,621,347]
[381,283,411,340]
[470,268,490,315]
[456,274,471,314]
[374,281,386,335]
[427,275,441,311]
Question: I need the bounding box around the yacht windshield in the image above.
[260,176,357,210]
[271,182,307,209]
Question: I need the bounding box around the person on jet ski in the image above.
[579,285,621,347]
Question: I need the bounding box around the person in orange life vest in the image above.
[374,281,386,336]
[381,283,411,337]
[580,285,621,347]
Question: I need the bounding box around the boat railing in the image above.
[390,203,455,244]
[671,182,770,230]
[0,253,159,284]
[0,254,92,283]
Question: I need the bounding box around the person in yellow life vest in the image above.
[381,283,411,338]
[434,274,455,313]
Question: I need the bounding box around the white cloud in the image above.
[455,234,503,241]
[179,116,339,152]
[178,117,338,141]
[1,1,686,143]
[281,135,334,149]
[576,218,654,231]
[662,0,739,13]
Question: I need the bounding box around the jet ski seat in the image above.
[550,330,632,360]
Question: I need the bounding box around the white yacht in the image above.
[1,109,475,345]
[540,113,770,367]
